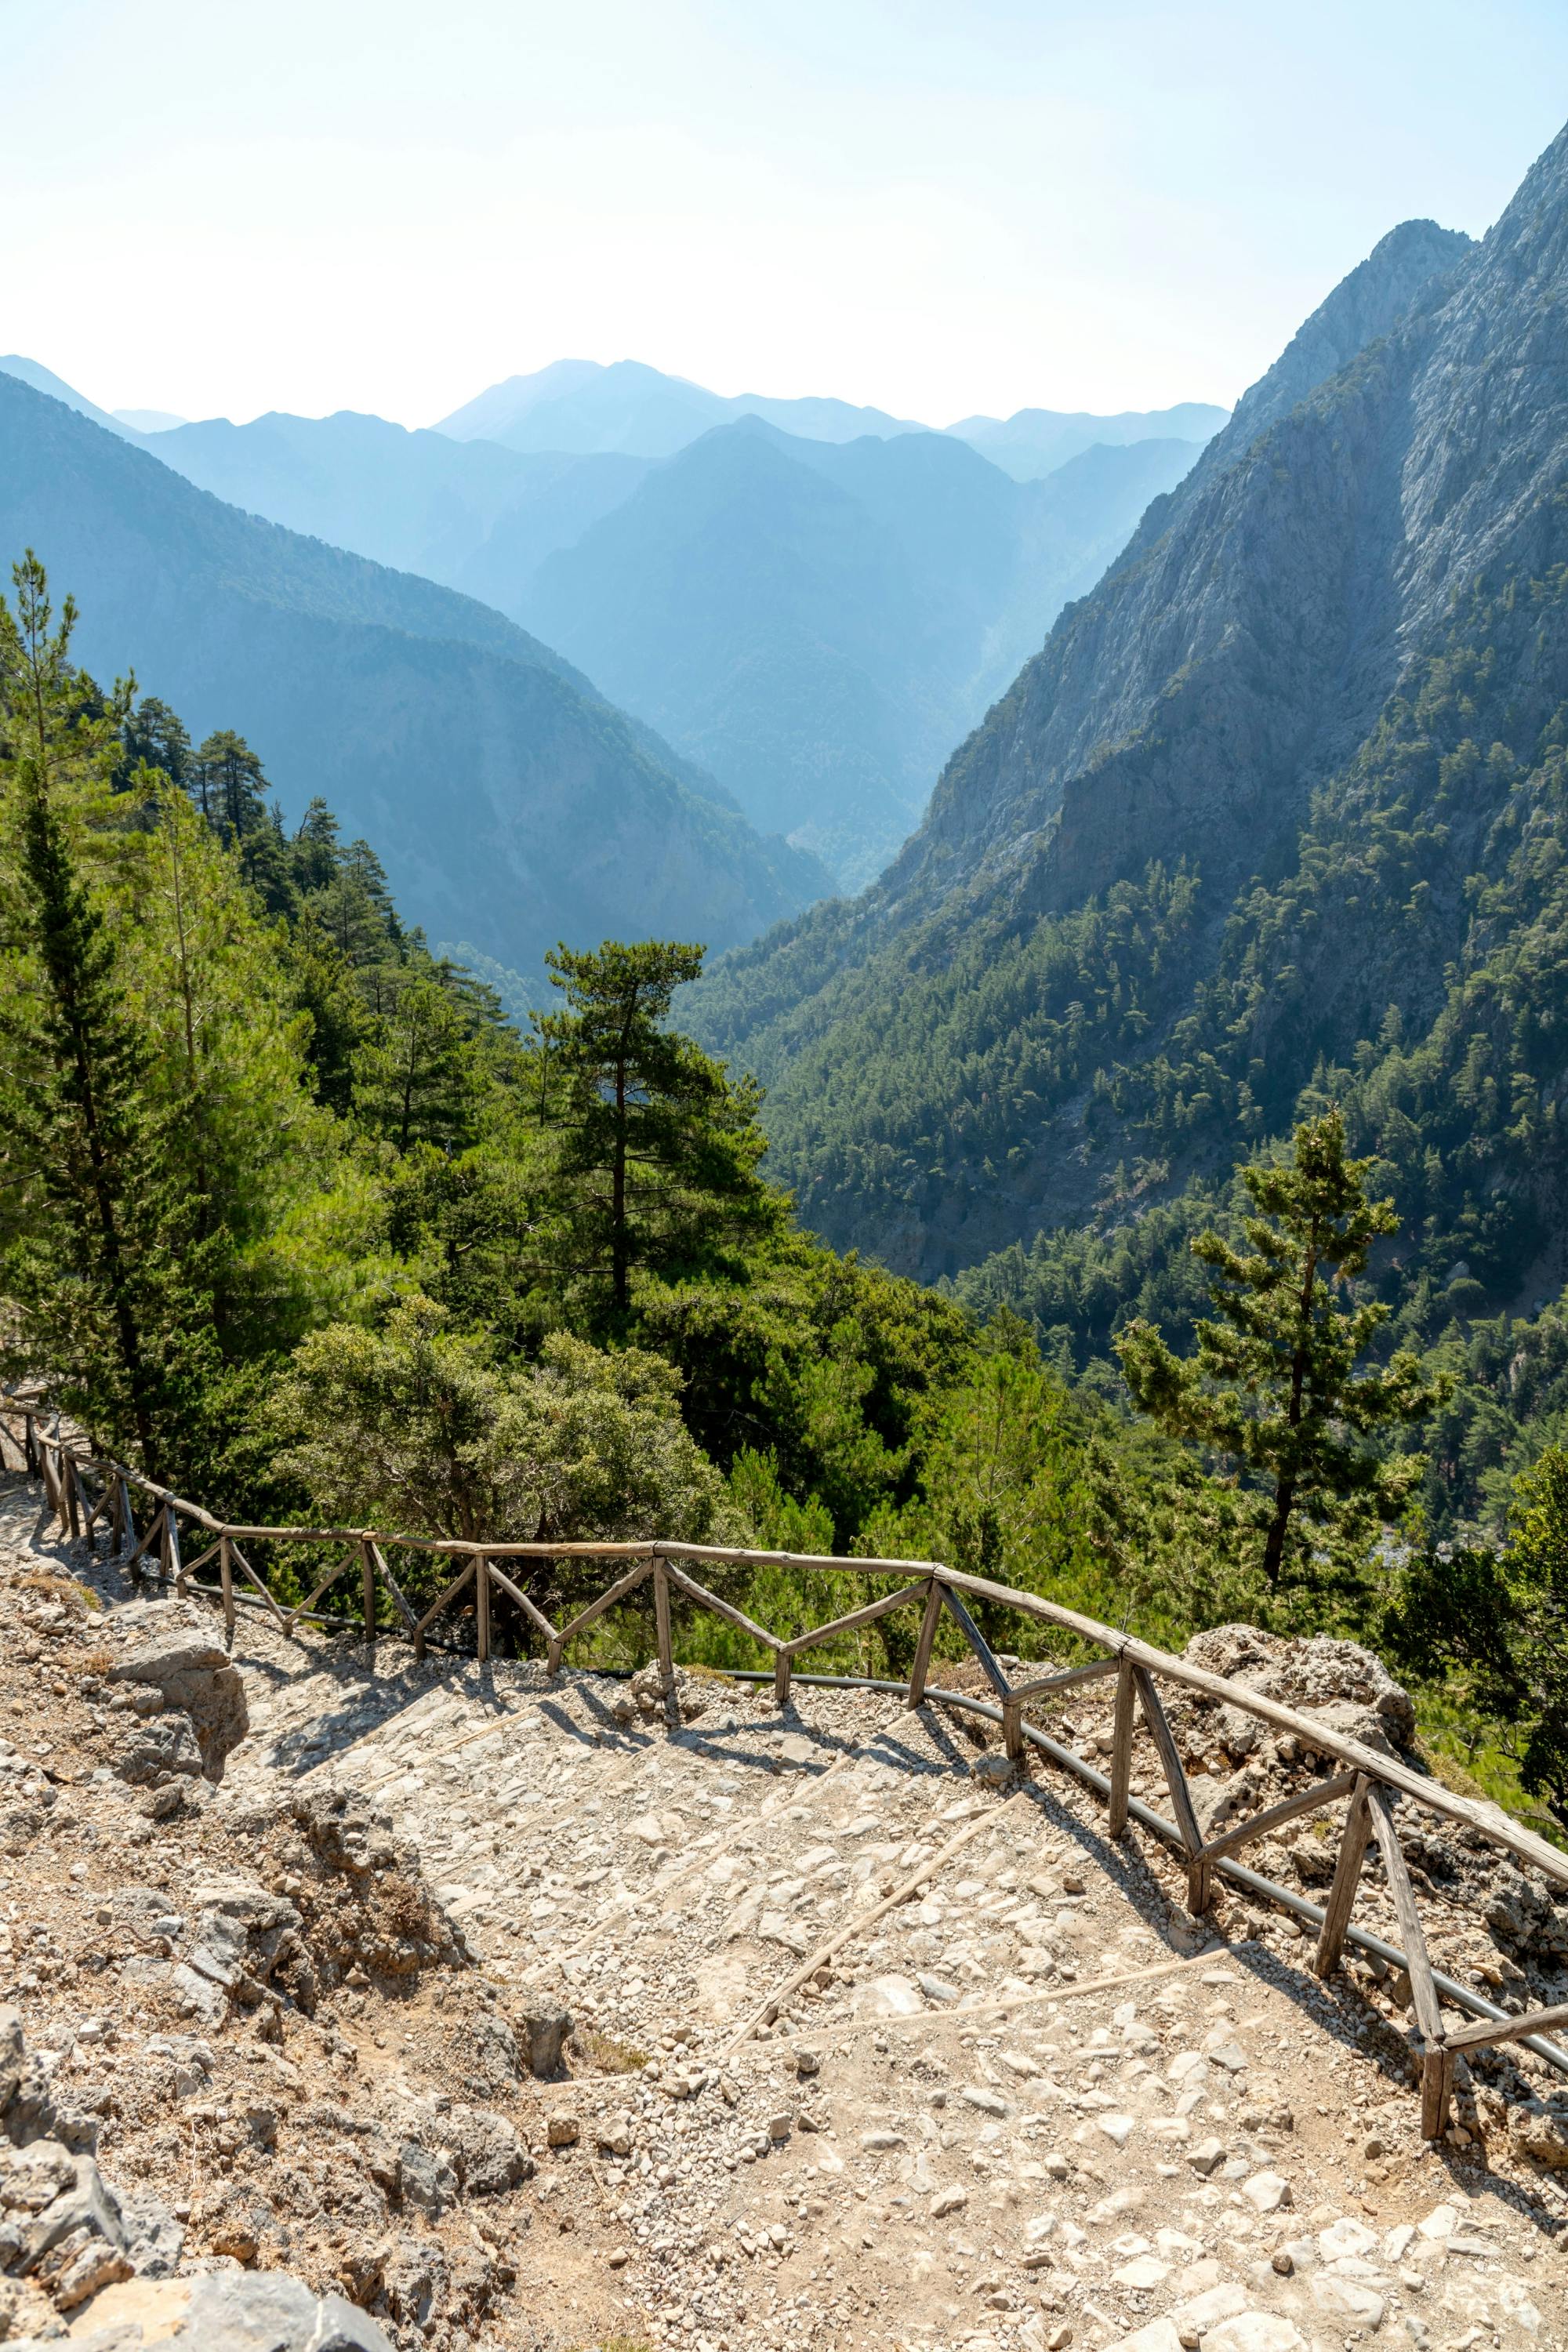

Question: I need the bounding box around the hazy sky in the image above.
[7,0,1567,430]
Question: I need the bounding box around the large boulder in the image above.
[40,2269,394,2349]
[1181,1625,1417,1757]
[107,1628,248,1781]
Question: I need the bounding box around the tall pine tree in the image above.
[0,556,218,1473]
[533,939,779,1319]
[1116,1109,1445,1594]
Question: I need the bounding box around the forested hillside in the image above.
[0,555,1256,1652]
[11,547,1568,1832]
[0,370,829,992]
[685,131,1568,1537]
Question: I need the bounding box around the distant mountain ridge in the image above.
[2,357,1214,887]
[945,401,1229,481]
[0,368,829,989]
[434,356,1229,481]
[436,357,926,459]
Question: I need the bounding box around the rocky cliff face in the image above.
[882,209,1497,923]
[687,122,1568,1289]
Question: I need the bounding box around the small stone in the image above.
[1185,2136,1225,2176]
[767,2110,793,2140]
[546,2111,581,2148]
[962,2086,1008,2117]
[1319,2216,1377,2261]
[931,2186,968,2218]
[918,1973,961,2005]
[1242,2169,1290,2213]
[607,2246,630,2267]
[853,1973,923,2018]
[1204,2319,1306,2352]
[521,1998,572,2081]
[793,2045,821,2077]
[1097,2111,1136,2147]
[1115,2255,1171,2289]
[1060,1871,1086,1895]
[1271,2248,1294,2275]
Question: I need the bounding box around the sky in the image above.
[5,0,1568,431]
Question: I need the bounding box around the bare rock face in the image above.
[106,1628,248,1783]
[111,1711,204,1788]
[0,2004,189,2342]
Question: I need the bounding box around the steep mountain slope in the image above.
[685,132,1568,1320]
[946,399,1229,480]
[0,353,137,439]
[0,370,829,983]
[435,357,923,456]
[12,373,1204,890]
[514,419,1200,885]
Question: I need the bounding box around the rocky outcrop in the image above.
[0,2002,192,2342]
[1157,1626,1568,2000]
[32,2269,394,2350]
[107,1626,248,1781]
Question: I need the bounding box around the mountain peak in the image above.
[1219,216,1473,459]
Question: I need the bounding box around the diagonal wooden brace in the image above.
[1131,1664,1210,1912]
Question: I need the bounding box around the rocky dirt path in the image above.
[3,1476,1568,2352]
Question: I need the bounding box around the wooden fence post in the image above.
[1367,1785,1452,2139]
[1106,1655,1136,1839]
[906,1578,944,1709]
[1315,1773,1374,1979]
[652,1561,679,1729]
[220,1534,236,1645]
[475,1553,491,1664]
[361,1539,377,1644]
[774,1646,793,1710]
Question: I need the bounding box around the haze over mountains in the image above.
[1,354,1221,887]
[686,132,1568,1366]
[0,367,828,996]
[433,355,1227,474]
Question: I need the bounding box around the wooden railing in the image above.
[5,1399,1567,2138]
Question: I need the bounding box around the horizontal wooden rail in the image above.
[7,1390,1568,2141]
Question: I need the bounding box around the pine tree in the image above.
[361,970,476,1153]
[0,556,217,1473]
[120,695,191,793]
[1116,1109,1445,1591]
[532,939,779,1319]
[1385,1446,1568,1831]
